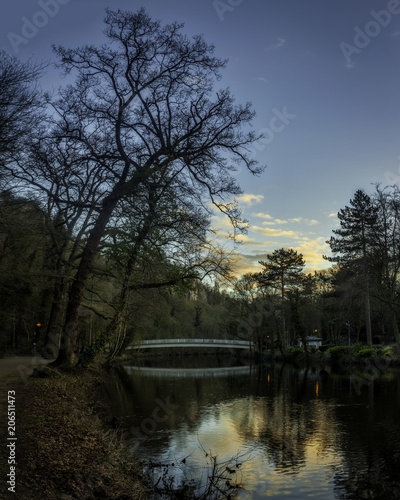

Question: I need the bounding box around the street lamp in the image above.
[34,323,41,356]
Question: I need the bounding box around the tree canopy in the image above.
[2,9,264,366]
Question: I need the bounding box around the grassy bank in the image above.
[0,365,149,500]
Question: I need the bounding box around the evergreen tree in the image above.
[256,248,305,349]
[325,189,379,346]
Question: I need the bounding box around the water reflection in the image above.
[103,359,400,499]
[123,364,253,378]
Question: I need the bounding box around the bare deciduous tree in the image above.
[41,8,264,366]
[0,50,45,169]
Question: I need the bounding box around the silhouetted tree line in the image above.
[1,176,400,359]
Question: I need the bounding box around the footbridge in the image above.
[128,338,254,350]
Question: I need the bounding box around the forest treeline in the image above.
[1,9,399,365]
[2,184,400,359]
[234,186,400,352]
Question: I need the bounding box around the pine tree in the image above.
[325,189,379,346]
[256,248,305,349]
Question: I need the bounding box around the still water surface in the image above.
[104,357,400,499]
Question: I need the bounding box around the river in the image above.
[103,356,400,499]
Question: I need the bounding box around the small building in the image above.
[297,336,323,348]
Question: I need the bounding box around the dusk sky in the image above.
[2,0,399,275]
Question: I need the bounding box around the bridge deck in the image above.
[128,338,254,350]
[123,365,252,377]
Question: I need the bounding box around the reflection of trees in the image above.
[330,373,400,499]
[104,364,256,432]
[228,365,340,474]
[107,364,341,470]
[104,362,400,497]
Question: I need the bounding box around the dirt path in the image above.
[0,356,51,498]
[0,356,52,415]
[0,357,149,499]
[0,355,49,379]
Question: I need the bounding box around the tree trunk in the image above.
[84,190,158,365]
[365,279,372,347]
[41,278,67,359]
[391,307,400,346]
[281,278,286,349]
[52,195,121,366]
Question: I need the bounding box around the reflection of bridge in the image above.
[128,338,254,350]
[123,365,252,378]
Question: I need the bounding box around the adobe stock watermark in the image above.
[248,106,296,157]
[123,396,179,452]
[340,1,400,68]
[7,0,71,54]
[384,156,400,185]
[337,352,392,397]
[213,0,245,22]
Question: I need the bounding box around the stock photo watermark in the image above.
[248,106,296,156]
[213,0,245,22]
[6,390,17,493]
[123,396,179,451]
[339,1,400,68]
[7,0,71,54]
[347,355,392,397]
[384,156,400,185]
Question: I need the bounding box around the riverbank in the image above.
[275,343,400,370]
[0,363,149,499]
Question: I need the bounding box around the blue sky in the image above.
[2,0,400,274]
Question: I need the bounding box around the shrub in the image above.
[286,346,304,354]
[285,346,306,365]
[350,342,363,354]
[329,346,351,361]
[319,344,333,352]
[356,348,376,359]
[379,346,393,357]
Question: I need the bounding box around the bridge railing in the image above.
[139,338,252,345]
[128,338,254,349]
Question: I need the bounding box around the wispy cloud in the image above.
[211,229,264,247]
[230,253,260,276]
[262,219,288,226]
[288,217,319,226]
[252,213,319,226]
[252,226,298,237]
[291,237,330,271]
[265,37,286,51]
[251,212,273,220]
[236,193,264,206]
[230,236,330,276]
[391,30,400,37]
